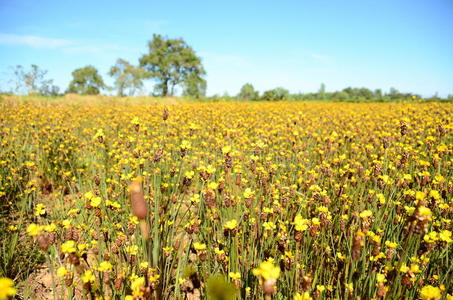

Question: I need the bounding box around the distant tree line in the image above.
[1,34,452,102]
[215,83,452,102]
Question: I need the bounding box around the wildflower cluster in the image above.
[0,101,451,299]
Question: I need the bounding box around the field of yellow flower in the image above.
[0,101,452,299]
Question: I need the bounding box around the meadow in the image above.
[0,99,452,300]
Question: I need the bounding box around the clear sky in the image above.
[0,0,452,97]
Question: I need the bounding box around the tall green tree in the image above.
[139,34,206,97]
[109,59,145,97]
[67,66,105,95]
[237,83,259,101]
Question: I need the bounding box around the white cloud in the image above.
[310,53,333,64]
[0,33,132,58]
[0,33,72,48]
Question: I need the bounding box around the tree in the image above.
[318,83,326,100]
[182,73,207,98]
[139,34,206,97]
[39,81,60,96]
[67,66,105,95]
[261,87,289,101]
[237,83,259,101]
[24,64,45,94]
[11,64,60,96]
[109,59,145,97]
[374,89,383,100]
[388,87,400,99]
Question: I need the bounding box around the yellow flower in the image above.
[262,221,276,231]
[129,215,139,225]
[34,203,46,216]
[311,218,320,226]
[400,263,409,273]
[376,273,386,283]
[81,270,95,283]
[61,240,76,254]
[410,264,421,274]
[43,223,57,232]
[229,272,241,280]
[416,191,426,202]
[131,117,140,125]
[27,223,42,236]
[345,282,353,291]
[90,196,102,208]
[77,243,88,255]
[316,285,325,292]
[293,215,309,231]
[127,245,139,255]
[180,140,191,150]
[418,206,432,217]
[420,285,442,300]
[190,194,200,203]
[439,230,452,243]
[376,193,386,205]
[317,206,329,213]
[193,242,206,251]
[337,252,346,260]
[207,181,219,189]
[131,277,145,297]
[429,190,441,200]
[224,219,238,230]
[214,247,225,255]
[221,146,231,154]
[62,219,71,229]
[93,128,105,140]
[0,277,16,300]
[184,171,195,179]
[98,261,113,272]
[243,188,254,198]
[385,241,398,248]
[359,210,372,218]
[84,191,94,200]
[57,266,68,277]
[294,292,312,300]
[252,261,280,281]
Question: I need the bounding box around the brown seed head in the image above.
[130,180,147,220]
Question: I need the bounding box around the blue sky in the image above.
[0,0,452,97]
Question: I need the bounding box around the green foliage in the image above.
[0,223,44,281]
[67,65,105,95]
[109,59,145,97]
[237,83,259,101]
[318,83,326,100]
[288,86,424,102]
[0,182,44,281]
[261,87,289,101]
[139,34,206,97]
[182,73,207,98]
